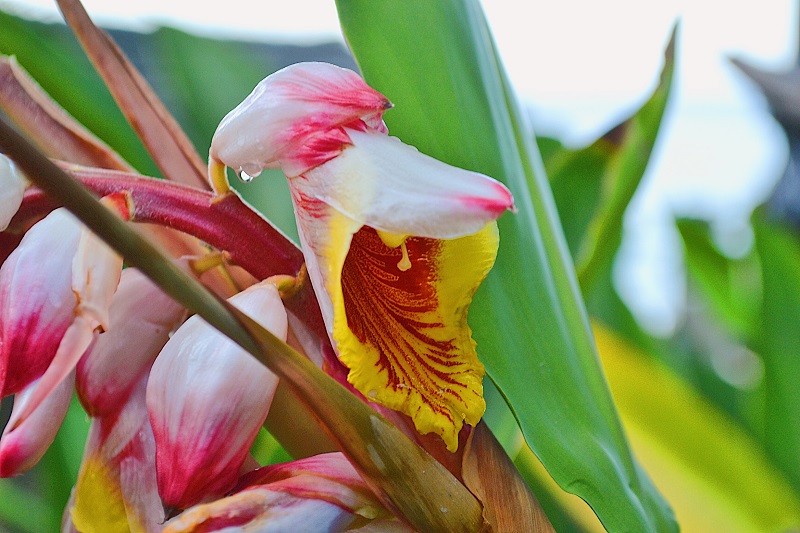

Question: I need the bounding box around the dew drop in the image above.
[236,163,263,183]
[368,389,377,398]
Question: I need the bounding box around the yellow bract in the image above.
[71,456,132,533]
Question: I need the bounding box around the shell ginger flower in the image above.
[209,62,514,451]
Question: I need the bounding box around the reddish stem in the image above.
[13,167,326,339]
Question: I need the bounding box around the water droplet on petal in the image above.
[236,163,263,183]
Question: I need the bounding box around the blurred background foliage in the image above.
[1,3,800,532]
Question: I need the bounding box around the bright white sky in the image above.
[2,0,797,333]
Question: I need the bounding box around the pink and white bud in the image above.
[147,281,288,510]
[210,62,392,179]
[0,370,75,477]
[0,154,26,232]
[70,195,128,333]
[163,453,397,533]
[77,268,186,417]
[0,198,125,426]
[0,209,82,397]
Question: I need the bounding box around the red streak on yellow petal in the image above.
[338,227,487,450]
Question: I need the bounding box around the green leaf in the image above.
[538,36,677,359]
[515,322,800,532]
[0,481,58,533]
[250,428,292,466]
[672,218,767,436]
[337,1,675,530]
[753,213,800,490]
[568,29,675,291]
[677,218,761,342]
[546,141,610,259]
[595,323,800,532]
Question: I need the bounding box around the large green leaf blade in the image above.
[573,31,675,290]
[337,1,675,530]
[753,213,800,490]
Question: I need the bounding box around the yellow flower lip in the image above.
[285,128,509,451]
[333,225,497,451]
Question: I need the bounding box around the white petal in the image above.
[298,128,514,239]
[146,282,288,507]
[0,155,26,232]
